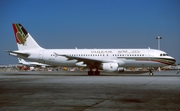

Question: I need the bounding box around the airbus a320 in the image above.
[7,23,176,75]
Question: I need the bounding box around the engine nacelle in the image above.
[101,63,119,72]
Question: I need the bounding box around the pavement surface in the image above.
[0,70,180,111]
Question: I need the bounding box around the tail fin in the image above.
[12,23,43,50]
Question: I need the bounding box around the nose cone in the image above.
[169,57,176,65]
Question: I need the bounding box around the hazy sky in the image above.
[1,0,180,64]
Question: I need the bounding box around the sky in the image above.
[0,0,180,64]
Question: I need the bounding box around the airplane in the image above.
[7,23,176,76]
[18,58,50,68]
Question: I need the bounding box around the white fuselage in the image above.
[18,48,175,68]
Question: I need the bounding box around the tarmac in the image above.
[0,70,180,111]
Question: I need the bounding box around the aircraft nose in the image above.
[170,57,176,65]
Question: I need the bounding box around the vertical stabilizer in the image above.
[12,23,43,50]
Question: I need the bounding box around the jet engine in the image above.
[101,63,119,72]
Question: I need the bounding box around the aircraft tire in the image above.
[88,71,94,75]
[95,71,100,75]
[149,72,154,76]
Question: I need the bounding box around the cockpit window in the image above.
[160,53,168,56]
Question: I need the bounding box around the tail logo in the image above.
[13,24,28,45]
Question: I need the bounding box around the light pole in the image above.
[156,36,162,71]
[156,36,162,50]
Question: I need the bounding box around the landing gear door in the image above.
[39,50,44,62]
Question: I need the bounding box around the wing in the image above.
[54,52,104,68]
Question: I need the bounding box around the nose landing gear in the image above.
[149,69,154,76]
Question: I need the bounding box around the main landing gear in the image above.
[88,68,100,75]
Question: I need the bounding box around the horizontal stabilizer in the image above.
[6,50,30,58]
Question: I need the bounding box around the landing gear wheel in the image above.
[95,71,100,75]
[149,72,154,76]
[149,69,154,76]
[88,71,94,75]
